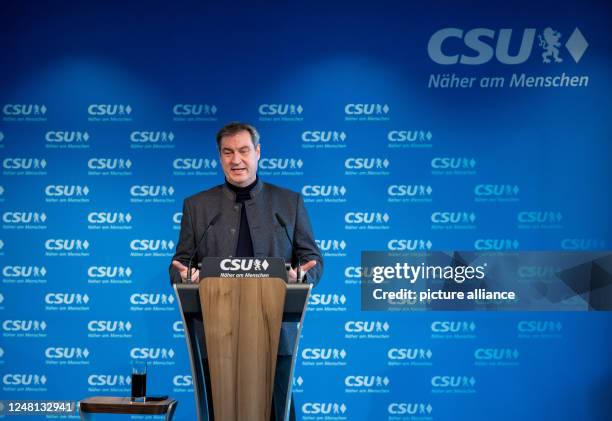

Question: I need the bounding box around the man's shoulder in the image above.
[184,184,223,204]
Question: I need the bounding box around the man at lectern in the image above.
[169,121,323,420]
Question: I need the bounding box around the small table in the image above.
[79,397,177,421]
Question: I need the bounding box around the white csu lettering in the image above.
[220,259,254,271]
[428,28,536,65]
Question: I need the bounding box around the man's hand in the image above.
[172,260,200,283]
[287,260,317,283]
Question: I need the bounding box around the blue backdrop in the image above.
[1,0,611,420]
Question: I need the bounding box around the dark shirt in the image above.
[225,177,257,257]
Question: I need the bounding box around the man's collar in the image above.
[222,177,263,200]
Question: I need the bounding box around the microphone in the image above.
[275,213,302,283]
[186,213,221,283]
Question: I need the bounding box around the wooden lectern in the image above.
[174,257,311,421]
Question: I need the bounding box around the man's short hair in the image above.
[216,122,260,150]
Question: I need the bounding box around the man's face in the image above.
[219,130,260,187]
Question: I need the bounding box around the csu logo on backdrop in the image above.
[431,321,476,339]
[344,375,390,392]
[2,266,47,281]
[345,321,390,333]
[88,212,133,229]
[173,375,193,387]
[88,104,132,115]
[474,239,519,250]
[3,158,48,175]
[474,184,520,202]
[387,239,433,251]
[308,294,347,311]
[87,266,132,283]
[344,158,389,170]
[431,376,476,390]
[45,239,89,251]
[258,159,304,176]
[388,185,433,203]
[45,131,90,149]
[388,403,433,416]
[431,157,476,175]
[344,103,390,122]
[301,130,347,149]
[173,158,218,171]
[130,185,174,197]
[517,211,563,229]
[45,185,90,203]
[258,104,304,122]
[344,320,390,339]
[130,293,175,311]
[45,347,90,361]
[301,348,347,363]
[172,158,218,176]
[345,212,390,230]
[3,373,47,386]
[88,374,131,387]
[2,104,48,122]
[128,238,174,256]
[561,238,605,250]
[388,348,433,361]
[88,158,132,170]
[130,347,175,361]
[316,240,347,258]
[172,104,218,122]
[3,104,47,116]
[2,320,47,332]
[87,320,132,333]
[302,403,347,416]
[474,348,520,366]
[302,184,348,203]
[87,104,132,122]
[87,158,133,176]
[45,292,90,306]
[2,211,47,229]
[130,185,175,204]
[129,130,175,150]
[431,211,476,229]
[302,185,347,200]
[428,27,588,65]
[387,130,433,149]
[517,321,562,337]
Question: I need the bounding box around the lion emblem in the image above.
[538,27,563,63]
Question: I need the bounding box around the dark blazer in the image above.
[169,179,323,284]
[169,179,323,355]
